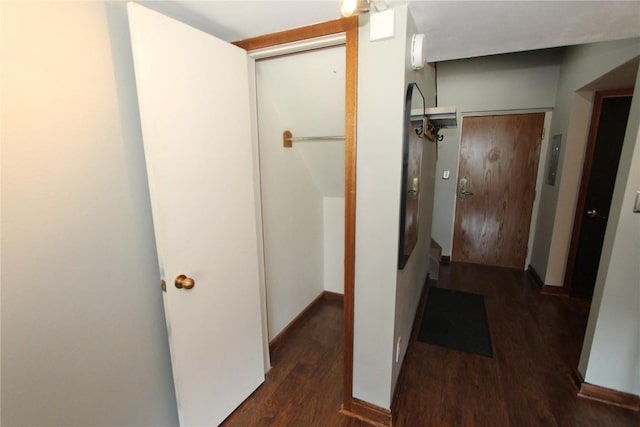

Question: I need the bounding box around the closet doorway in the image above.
[254,46,346,345]
[235,18,359,414]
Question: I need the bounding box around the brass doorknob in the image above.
[175,274,195,290]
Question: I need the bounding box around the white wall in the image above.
[391,11,437,399]
[433,50,562,256]
[353,5,436,409]
[578,69,640,395]
[531,38,640,285]
[255,46,345,339]
[353,7,407,409]
[324,197,345,294]
[1,2,178,425]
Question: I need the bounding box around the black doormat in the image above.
[418,287,493,357]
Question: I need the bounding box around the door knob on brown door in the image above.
[458,177,474,200]
[586,209,607,220]
[175,274,195,290]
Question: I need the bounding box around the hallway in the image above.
[222,263,640,426]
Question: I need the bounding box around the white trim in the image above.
[461,107,552,117]
[527,111,553,268]
[248,33,346,59]
[246,56,272,374]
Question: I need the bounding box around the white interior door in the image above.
[128,4,265,425]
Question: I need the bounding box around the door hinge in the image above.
[541,127,545,140]
[161,279,167,292]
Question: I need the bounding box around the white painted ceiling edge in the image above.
[134,0,640,62]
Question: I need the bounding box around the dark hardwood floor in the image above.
[222,262,640,426]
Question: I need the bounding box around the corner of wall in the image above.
[579,69,640,395]
[389,5,437,402]
[538,38,640,286]
[352,4,410,410]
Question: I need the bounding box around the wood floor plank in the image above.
[222,263,640,426]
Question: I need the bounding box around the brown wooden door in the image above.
[452,113,544,269]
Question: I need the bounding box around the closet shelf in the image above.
[283,130,344,147]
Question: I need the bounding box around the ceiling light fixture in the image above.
[341,0,387,17]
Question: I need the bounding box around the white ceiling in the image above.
[136,0,640,62]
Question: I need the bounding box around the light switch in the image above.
[634,190,640,213]
[443,169,450,180]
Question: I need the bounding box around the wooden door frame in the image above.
[562,89,633,293]
[234,17,359,415]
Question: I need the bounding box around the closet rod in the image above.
[283,130,344,147]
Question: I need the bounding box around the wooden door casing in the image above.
[235,17,360,415]
[452,113,545,269]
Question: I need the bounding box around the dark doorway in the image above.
[565,90,633,298]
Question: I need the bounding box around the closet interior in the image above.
[255,45,346,341]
